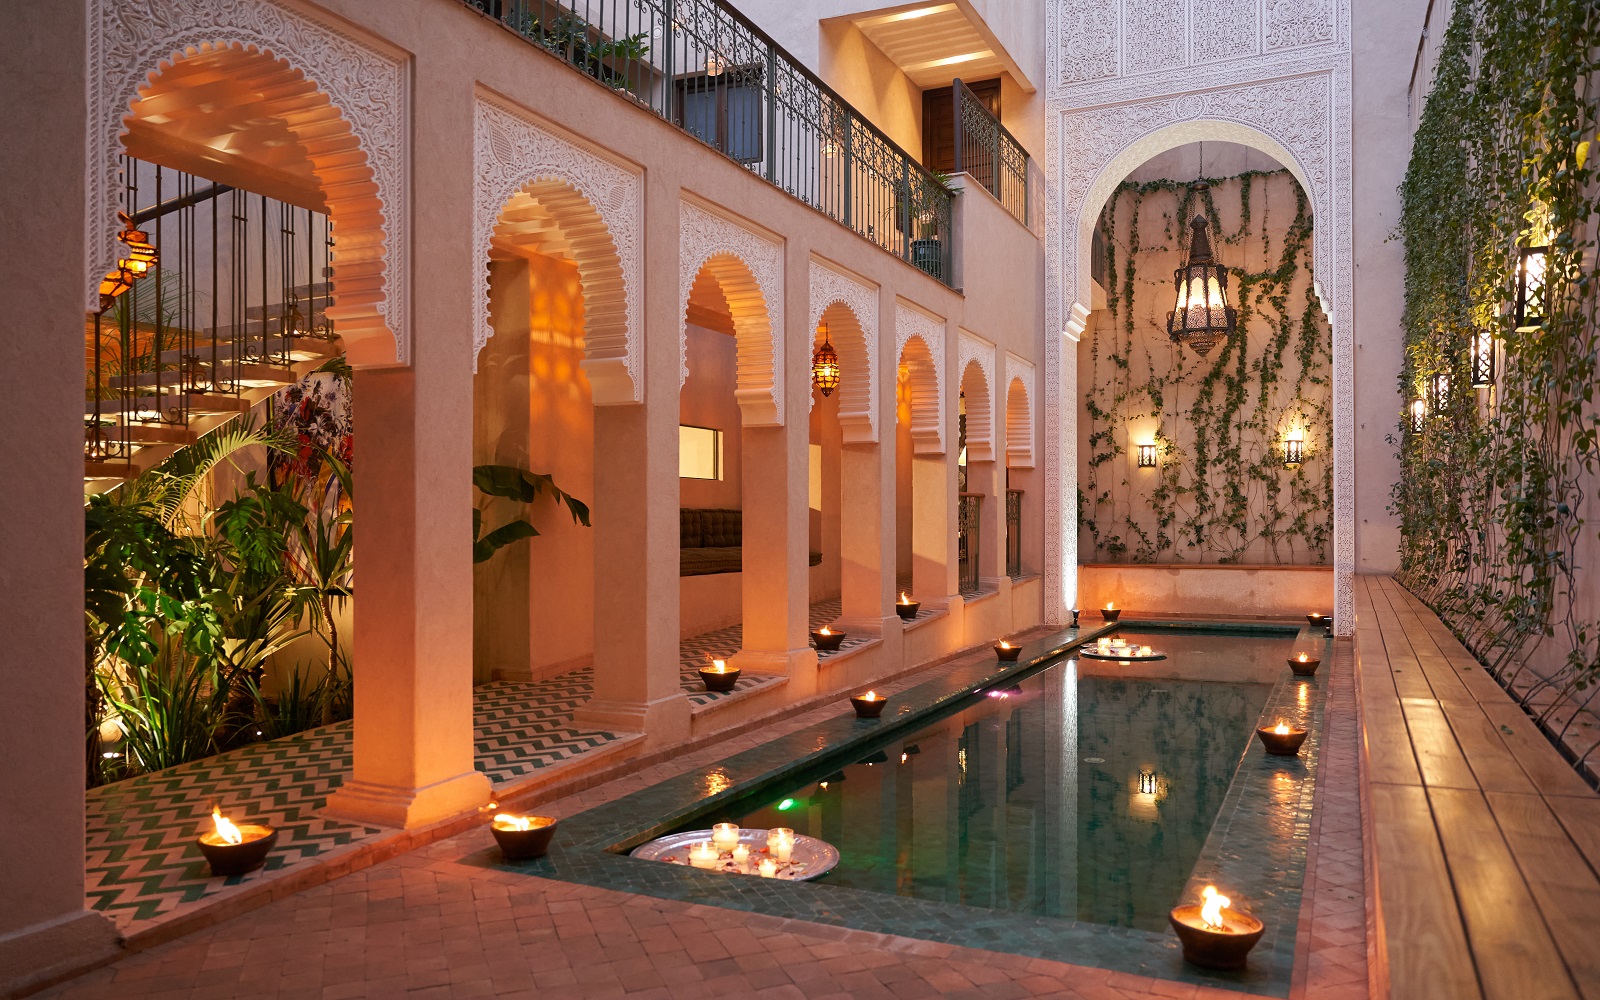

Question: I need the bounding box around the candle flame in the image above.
[211,806,243,846]
[999,640,1012,649]
[711,659,726,672]
[1297,653,1309,662]
[494,813,537,831]
[862,690,878,700]
[1273,722,1291,735]
[1106,601,1115,610]
[899,592,911,604]
[1200,885,1231,929]
[820,626,832,635]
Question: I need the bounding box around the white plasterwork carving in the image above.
[88,0,409,362]
[1044,0,1354,633]
[679,200,784,426]
[473,96,643,403]
[894,304,946,454]
[809,261,880,442]
[1004,353,1037,469]
[958,332,997,463]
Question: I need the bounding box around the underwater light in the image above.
[777,798,797,811]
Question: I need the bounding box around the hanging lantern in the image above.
[812,321,841,397]
[1166,210,1237,357]
[98,212,158,311]
[1515,244,1548,329]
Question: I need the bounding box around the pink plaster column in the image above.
[573,175,690,746]
[912,453,956,598]
[840,442,894,626]
[0,7,124,992]
[322,59,491,830]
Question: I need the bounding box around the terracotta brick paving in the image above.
[39,633,1368,1000]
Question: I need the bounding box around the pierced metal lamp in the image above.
[1167,211,1237,357]
[812,321,841,397]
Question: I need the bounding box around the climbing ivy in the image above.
[1082,168,1333,564]
[1395,0,1600,712]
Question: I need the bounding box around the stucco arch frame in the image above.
[88,0,409,366]
[1043,75,1353,635]
[474,94,643,404]
[809,260,879,444]
[895,303,946,455]
[679,200,785,427]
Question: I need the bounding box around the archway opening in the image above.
[1075,140,1334,614]
[895,334,942,594]
[958,358,993,596]
[1004,375,1034,579]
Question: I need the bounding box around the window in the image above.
[680,425,723,480]
[676,66,764,164]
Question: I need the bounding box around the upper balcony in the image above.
[466,0,1032,286]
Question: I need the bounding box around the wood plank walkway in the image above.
[1355,575,1600,1000]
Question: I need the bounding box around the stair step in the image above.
[84,423,197,446]
[83,393,253,420]
[84,460,137,481]
[109,364,299,390]
[155,338,340,368]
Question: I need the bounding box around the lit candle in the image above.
[768,827,795,863]
[898,591,913,605]
[688,841,719,869]
[711,823,740,852]
[758,858,778,878]
[999,640,1012,650]
[819,626,832,636]
[1106,602,1114,610]
[1297,653,1309,663]
[731,844,750,871]
[709,659,728,673]
[1273,721,1291,735]
[858,690,879,701]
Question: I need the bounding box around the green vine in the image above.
[1083,168,1333,564]
[1395,0,1600,715]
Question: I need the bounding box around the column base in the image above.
[835,614,899,636]
[572,692,691,749]
[730,647,817,676]
[321,769,492,831]
[0,909,121,998]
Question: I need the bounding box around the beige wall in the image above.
[1351,0,1428,574]
[680,325,744,509]
[1076,142,1333,567]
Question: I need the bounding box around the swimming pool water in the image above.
[722,627,1301,933]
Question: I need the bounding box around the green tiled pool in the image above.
[482,622,1330,997]
[720,629,1282,934]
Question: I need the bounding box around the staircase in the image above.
[84,284,344,495]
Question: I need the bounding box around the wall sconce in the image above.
[1409,398,1426,432]
[1137,443,1157,468]
[1428,372,1450,413]
[811,321,840,397]
[1282,431,1305,469]
[1138,768,1159,795]
[1470,328,1495,388]
[1516,244,1548,329]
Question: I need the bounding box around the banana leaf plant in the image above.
[472,464,591,564]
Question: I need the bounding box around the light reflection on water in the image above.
[726,630,1290,933]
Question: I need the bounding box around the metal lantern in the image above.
[1283,435,1305,469]
[1428,372,1449,413]
[812,321,841,397]
[1409,398,1426,433]
[1136,443,1157,468]
[1470,327,1495,388]
[97,212,158,311]
[1516,244,1548,329]
[1138,768,1158,795]
[1167,212,1237,357]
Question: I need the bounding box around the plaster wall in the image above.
[1077,564,1334,618]
[679,324,743,509]
[1076,142,1334,567]
[0,2,122,990]
[1350,0,1426,574]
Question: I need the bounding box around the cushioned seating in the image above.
[678,508,823,576]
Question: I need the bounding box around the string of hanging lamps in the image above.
[812,320,841,397]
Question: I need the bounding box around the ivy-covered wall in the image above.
[1396,0,1600,712]
[1078,144,1333,565]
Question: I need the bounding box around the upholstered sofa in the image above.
[679,508,822,576]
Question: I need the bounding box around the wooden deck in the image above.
[1355,575,1600,1000]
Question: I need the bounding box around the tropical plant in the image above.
[472,464,591,564]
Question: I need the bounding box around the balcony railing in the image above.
[958,492,982,594]
[469,0,954,285]
[1005,488,1022,578]
[951,78,1028,225]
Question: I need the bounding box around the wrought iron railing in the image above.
[951,78,1027,225]
[1006,488,1022,578]
[87,156,336,474]
[958,492,982,594]
[467,0,955,285]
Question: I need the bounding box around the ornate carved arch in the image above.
[679,201,784,426]
[959,332,996,464]
[1005,353,1036,469]
[89,0,408,365]
[474,96,643,404]
[895,304,945,455]
[809,261,879,444]
[1043,0,1353,629]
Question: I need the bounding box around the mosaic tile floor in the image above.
[85,601,886,931]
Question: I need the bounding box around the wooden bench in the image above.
[1355,575,1600,1000]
